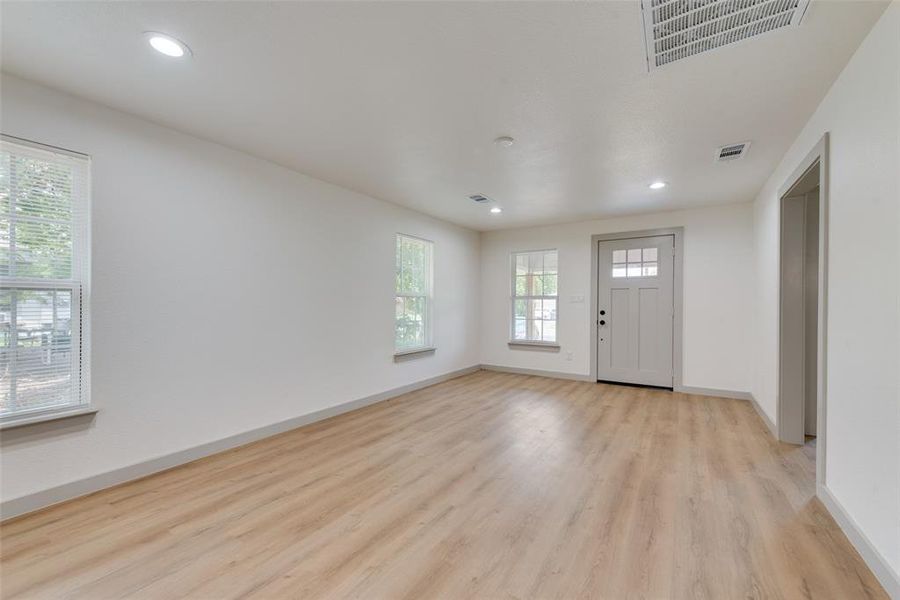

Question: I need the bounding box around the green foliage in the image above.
[395,296,425,349]
[396,235,428,294]
[1,154,73,280]
[514,274,556,297]
[395,235,431,348]
[511,251,559,343]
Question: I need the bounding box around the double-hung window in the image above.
[512,249,558,344]
[0,137,91,425]
[395,234,433,353]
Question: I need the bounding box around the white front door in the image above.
[597,235,674,387]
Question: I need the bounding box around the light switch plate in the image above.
[570,295,585,303]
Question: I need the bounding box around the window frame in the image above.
[509,249,559,347]
[0,135,92,429]
[394,233,434,356]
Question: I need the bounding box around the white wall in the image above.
[0,75,481,505]
[3,6,897,580]
[480,203,754,392]
[752,2,900,579]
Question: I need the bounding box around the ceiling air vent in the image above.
[716,141,751,161]
[469,194,490,203]
[641,0,811,70]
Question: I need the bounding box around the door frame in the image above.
[777,133,829,490]
[590,227,684,386]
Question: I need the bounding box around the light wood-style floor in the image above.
[0,371,886,599]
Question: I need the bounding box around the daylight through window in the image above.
[1,138,91,421]
[511,250,558,343]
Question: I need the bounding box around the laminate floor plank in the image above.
[0,371,887,599]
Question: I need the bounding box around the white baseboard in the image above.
[1,365,480,521]
[673,385,752,400]
[749,393,777,438]
[11,365,895,600]
[673,386,779,438]
[817,484,900,599]
[479,364,593,381]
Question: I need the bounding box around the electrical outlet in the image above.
[566,351,573,361]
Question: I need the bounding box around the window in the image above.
[395,234,433,352]
[612,247,657,278]
[511,250,558,343]
[1,137,90,424]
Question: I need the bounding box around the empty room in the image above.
[0,1,898,598]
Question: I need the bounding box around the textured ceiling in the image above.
[0,1,888,230]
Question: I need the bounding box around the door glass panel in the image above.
[612,246,661,278]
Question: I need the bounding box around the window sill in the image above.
[0,405,98,430]
[394,347,436,361]
[508,341,561,351]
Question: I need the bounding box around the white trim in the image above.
[393,346,436,356]
[0,404,97,430]
[510,248,559,345]
[480,364,592,382]
[817,485,900,599]
[507,340,560,350]
[0,133,90,159]
[776,133,829,491]
[673,388,776,440]
[674,385,752,400]
[394,233,434,353]
[750,393,777,437]
[483,365,754,392]
[393,346,436,361]
[0,365,479,521]
[0,137,91,422]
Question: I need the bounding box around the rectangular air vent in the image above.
[716,141,751,161]
[469,194,490,203]
[642,0,810,70]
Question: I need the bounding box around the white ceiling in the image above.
[0,1,887,231]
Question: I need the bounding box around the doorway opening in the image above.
[778,134,828,492]
[780,163,820,448]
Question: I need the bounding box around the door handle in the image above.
[599,320,606,326]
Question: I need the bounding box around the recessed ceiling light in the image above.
[145,32,191,58]
[494,136,515,148]
[649,181,667,190]
[490,207,503,214]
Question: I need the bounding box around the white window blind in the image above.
[1,137,91,422]
[511,249,558,343]
[395,234,433,352]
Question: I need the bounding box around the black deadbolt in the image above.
[599,310,606,315]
